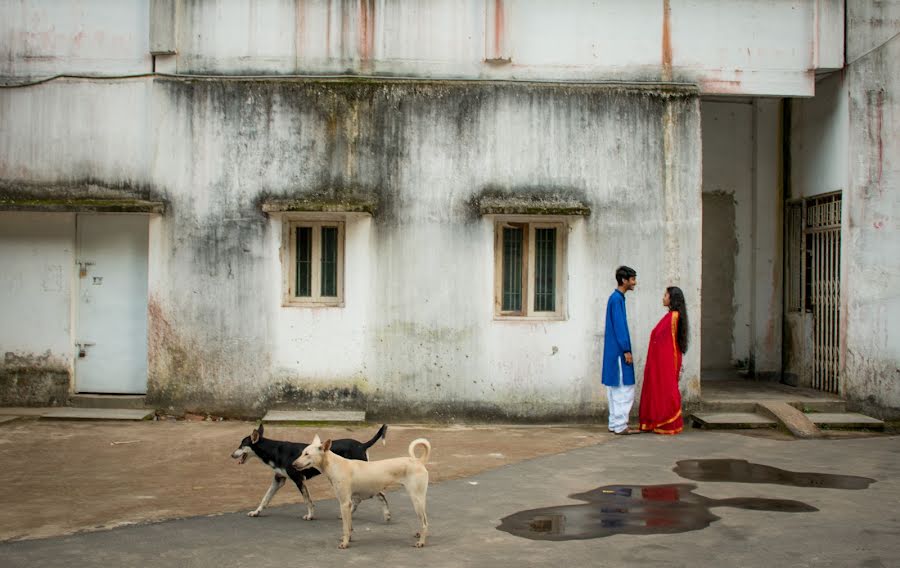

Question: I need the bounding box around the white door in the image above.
[75,214,149,394]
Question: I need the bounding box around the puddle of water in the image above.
[497,483,816,541]
[673,459,875,490]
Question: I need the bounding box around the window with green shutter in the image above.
[495,220,566,319]
[283,219,345,307]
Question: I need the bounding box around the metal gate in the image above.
[805,193,842,393]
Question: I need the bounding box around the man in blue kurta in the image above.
[602,266,637,434]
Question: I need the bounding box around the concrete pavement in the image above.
[2,431,898,568]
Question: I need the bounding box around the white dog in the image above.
[293,435,431,549]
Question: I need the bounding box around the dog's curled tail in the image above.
[408,438,431,464]
[362,424,388,450]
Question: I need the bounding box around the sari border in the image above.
[639,408,683,432]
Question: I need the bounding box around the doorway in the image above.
[784,193,842,394]
[74,214,149,394]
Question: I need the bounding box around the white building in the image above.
[0,1,896,420]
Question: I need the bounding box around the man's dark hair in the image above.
[616,266,637,285]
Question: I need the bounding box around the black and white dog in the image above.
[231,423,390,520]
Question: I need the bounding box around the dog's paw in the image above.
[383,514,392,522]
[302,513,315,521]
[247,510,261,517]
[415,541,425,548]
[338,542,349,550]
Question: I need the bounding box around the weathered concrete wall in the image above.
[842,2,900,414]
[0,77,702,419]
[791,72,849,199]
[171,0,831,96]
[0,212,74,405]
[700,100,782,379]
[782,3,900,414]
[2,0,842,96]
[0,0,151,78]
[0,78,153,187]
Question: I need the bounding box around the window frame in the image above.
[281,215,345,308]
[493,217,567,320]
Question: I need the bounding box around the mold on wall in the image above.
[1,78,703,418]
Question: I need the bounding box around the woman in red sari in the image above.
[639,286,689,435]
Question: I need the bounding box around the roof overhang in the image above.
[0,196,166,214]
[475,195,591,216]
[260,195,378,215]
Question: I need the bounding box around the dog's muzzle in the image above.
[231,450,248,464]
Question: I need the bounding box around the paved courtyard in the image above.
[0,420,898,567]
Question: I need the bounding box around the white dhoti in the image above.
[606,356,635,433]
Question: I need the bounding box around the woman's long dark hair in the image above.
[667,286,689,354]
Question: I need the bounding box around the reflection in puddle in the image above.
[529,515,566,535]
[673,459,875,489]
[497,484,816,541]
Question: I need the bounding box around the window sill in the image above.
[282,301,345,308]
[493,314,567,322]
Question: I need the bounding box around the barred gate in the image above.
[785,193,843,394]
[806,194,842,393]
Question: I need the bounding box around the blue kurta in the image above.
[602,289,635,387]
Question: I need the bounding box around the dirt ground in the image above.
[0,419,610,543]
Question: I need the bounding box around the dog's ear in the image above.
[311,434,321,446]
[322,439,332,452]
[251,427,261,444]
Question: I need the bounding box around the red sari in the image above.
[639,311,683,435]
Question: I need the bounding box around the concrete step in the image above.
[700,399,846,414]
[789,400,847,413]
[691,412,778,429]
[0,416,20,425]
[40,408,154,421]
[262,410,366,423]
[808,412,885,430]
[0,407,50,416]
[697,401,760,413]
[69,394,148,410]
